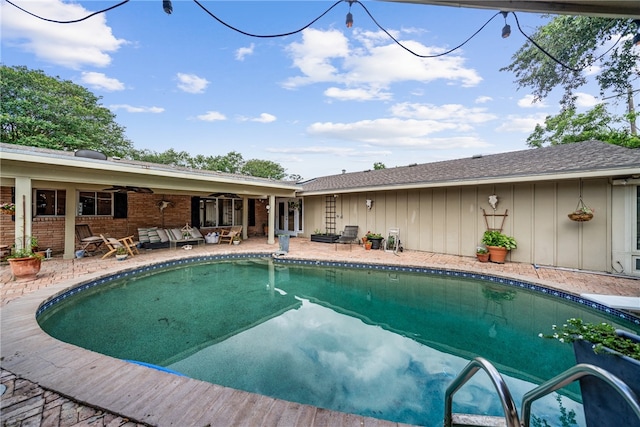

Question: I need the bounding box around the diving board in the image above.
[580,293,640,311]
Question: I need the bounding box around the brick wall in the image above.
[1,187,267,253]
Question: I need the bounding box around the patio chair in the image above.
[100,234,140,259]
[218,226,242,245]
[75,224,104,255]
[335,225,359,250]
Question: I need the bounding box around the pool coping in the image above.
[2,253,639,427]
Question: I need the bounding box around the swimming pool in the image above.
[37,255,640,426]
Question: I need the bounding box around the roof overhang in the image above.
[0,145,299,198]
[298,167,639,196]
[381,0,640,19]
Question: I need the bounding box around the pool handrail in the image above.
[520,363,640,427]
[443,356,520,427]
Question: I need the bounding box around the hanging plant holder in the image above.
[568,198,594,222]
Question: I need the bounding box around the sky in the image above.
[0,0,620,180]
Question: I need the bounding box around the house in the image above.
[1,141,639,276]
[0,143,298,256]
[297,140,640,276]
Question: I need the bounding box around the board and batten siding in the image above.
[302,177,616,273]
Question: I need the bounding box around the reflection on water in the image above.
[39,259,638,426]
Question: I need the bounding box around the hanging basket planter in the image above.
[568,198,594,222]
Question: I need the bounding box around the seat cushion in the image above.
[138,228,151,243]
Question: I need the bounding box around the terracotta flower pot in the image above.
[365,242,372,250]
[476,252,490,262]
[487,246,508,263]
[8,257,42,279]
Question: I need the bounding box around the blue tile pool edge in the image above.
[35,253,640,327]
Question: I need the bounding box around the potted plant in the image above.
[364,240,373,250]
[1,202,16,215]
[115,246,128,260]
[7,248,43,279]
[568,199,594,222]
[481,230,517,263]
[365,231,384,249]
[541,318,640,427]
[310,230,339,243]
[29,236,39,252]
[232,235,241,245]
[476,247,490,262]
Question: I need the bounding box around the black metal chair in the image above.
[335,225,359,251]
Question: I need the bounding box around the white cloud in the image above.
[238,113,277,123]
[575,92,599,108]
[80,72,124,91]
[475,96,493,104]
[109,104,164,113]
[252,113,277,123]
[517,94,547,108]
[495,113,548,133]
[235,43,255,61]
[282,28,481,100]
[324,87,392,101]
[197,111,227,121]
[390,102,497,124]
[176,73,209,94]
[307,118,486,148]
[1,0,125,69]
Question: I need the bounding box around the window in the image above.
[78,191,113,216]
[35,189,66,216]
[199,197,242,227]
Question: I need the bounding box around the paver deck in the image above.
[2,238,639,426]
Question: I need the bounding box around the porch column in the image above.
[242,197,248,240]
[13,177,32,250]
[63,184,77,259]
[268,194,275,245]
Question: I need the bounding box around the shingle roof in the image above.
[300,141,640,194]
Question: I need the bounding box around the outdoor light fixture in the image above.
[346,12,353,28]
[163,0,172,15]
[366,199,373,210]
[345,0,354,28]
[633,20,640,46]
[501,11,511,39]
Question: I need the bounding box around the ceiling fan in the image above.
[103,185,154,194]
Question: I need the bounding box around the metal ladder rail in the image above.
[444,357,521,427]
[521,363,640,427]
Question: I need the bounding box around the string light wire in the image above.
[3,0,626,72]
[353,0,500,58]
[4,0,129,23]
[192,0,343,38]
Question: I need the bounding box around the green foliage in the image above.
[476,247,489,254]
[241,159,286,179]
[540,318,640,361]
[527,104,640,148]
[365,231,383,239]
[502,17,638,142]
[1,65,134,157]
[501,17,638,107]
[481,231,517,250]
[373,162,386,170]
[7,248,42,259]
[115,246,128,255]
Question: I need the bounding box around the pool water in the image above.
[38,259,638,426]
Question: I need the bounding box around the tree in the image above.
[286,174,303,182]
[0,65,134,156]
[527,104,640,148]
[241,159,286,179]
[373,162,386,170]
[501,16,639,139]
